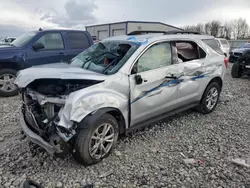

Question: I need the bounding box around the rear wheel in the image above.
[72,113,119,165]
[0,69,18,97]
[231,62,242,78]
[196,82,220,114]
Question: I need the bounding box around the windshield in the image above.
[70,40,139,75]
[11,31,37,47]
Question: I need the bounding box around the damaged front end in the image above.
[20,78,101,156]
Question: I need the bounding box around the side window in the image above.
[174,41,206,63]
[133,42,172,73]
[36,33,64,50]
[66,32,90,49]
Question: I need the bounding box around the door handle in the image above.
[165,76,177,79]
[59,52,64,55]
[143,79,147,82]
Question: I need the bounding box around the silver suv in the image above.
[15,31,228,165]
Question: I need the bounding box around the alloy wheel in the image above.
[89,123,115,159]
[0,74,16,92]
[206,87,218,110]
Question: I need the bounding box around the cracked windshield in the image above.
[0,0,250,188]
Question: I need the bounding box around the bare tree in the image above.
[231,18,249,39]
[224,22,232,40]
[181,25,198,31]
[205,22,212,35]
[196,23,204,33]
[210,20,221,37]
[237,18,249,39]
[181,18,249,39]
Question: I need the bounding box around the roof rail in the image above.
[164,31,201,35]
[127,30,168,35]
[127,30,201,35]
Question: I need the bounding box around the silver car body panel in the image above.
[15,33,226,139]
[15,62,106,88]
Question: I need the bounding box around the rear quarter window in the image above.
[219,39,229,46]
[66,32,90,49]
[202,39,224,55]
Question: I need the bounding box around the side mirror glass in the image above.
[32,42,44,51]
[134,74,143,85]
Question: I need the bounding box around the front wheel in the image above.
[196,82,220,114]
[72,113,119,165]
[0,69,18,97]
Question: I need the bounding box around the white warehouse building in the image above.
[86,21,183,40]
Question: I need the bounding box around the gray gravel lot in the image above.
[0,64,250,188]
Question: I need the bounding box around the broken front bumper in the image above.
[20,109,59,154]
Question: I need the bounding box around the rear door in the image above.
[26,32,65,67]
[171,40,207,106]
[64,31,92,62]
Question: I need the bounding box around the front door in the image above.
[26,32,65,67]
[129,41,181,126]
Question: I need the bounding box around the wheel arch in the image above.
[0,61,24,71]
[78,107,126,135]
[208,76,223,91]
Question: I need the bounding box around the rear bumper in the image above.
[20,110,57,154]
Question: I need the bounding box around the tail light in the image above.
[224,57,228,68]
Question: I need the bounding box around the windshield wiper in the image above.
[102,58,119,74]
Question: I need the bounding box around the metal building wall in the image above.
[86,25,110,40]
[86,21,183,40]
[110,23,127,37]
[127,22,182,34]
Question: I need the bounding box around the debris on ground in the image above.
[231,158,250,168]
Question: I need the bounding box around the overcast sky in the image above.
[0,0,249,37]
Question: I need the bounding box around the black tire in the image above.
[231,62,242,78]
[0,68,18,97]
[72,113,119,166]
[196,82,221,114]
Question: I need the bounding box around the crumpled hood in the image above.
[15,62,107,88]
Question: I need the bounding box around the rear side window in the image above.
[202,39,224,55]
[173,41,206,63]
[66,32,90,49]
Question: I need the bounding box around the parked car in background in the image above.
[0,29,93,97]
[229,42,250,63]
[231,49,250,78]
[15,31,227,165]
[215,38,230,56]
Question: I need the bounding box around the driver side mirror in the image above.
[134,74,143,85]
[32,42,44,51]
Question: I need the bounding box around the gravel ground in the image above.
[1,64,250,188]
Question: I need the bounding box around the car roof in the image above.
[104,33,215,43]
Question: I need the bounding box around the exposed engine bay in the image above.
[21,78,102,155]
[27,79,101,96]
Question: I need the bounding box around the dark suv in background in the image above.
[0,29,93,97]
